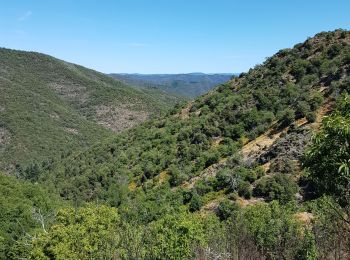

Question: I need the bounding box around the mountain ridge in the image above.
[0,47,183,170]
[110,72,237,98]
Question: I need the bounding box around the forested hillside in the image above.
[110,73,235,98]
[37,30,350,204]
[3,30,350,259]
[0,48,183,171]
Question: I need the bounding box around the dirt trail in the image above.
[311,97,334,128]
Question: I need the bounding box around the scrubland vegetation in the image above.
[0,48,183,171]
[1,30,350,259]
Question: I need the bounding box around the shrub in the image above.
[216,200,240,220]
[30,204,120,260]
[303,94,350,202]
[245,169,258,183]
[238,181,253,199]
[340,30,347,38]
[189,192,203,212]
[169,165,187,187]
[306,112,316,123]
[327,44,341,58]
[182,190,193,204]
[279,108,295,127]
[214,169,232,190]
[291,59,309,80]
[225,124,245,139]
[146,212,206,259]
[195,180,212,196]
[242,201,304,259]
[296,101,311,118]
[204,151,220,168]
[343,51,350,65]
[255,166,266,179]
[253,174,299,204]
[309,91,324,111]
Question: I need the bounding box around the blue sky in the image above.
[1,0,350,73]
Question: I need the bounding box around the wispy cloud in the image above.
[128,42,147,47]
[18,11,32,22]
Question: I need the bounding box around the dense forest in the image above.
[1,29,350,259]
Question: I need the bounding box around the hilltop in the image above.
[0,48,183,170]
[110,73,235,98]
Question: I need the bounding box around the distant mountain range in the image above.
[109,73,238,98]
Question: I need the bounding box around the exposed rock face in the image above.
[258,128,312,165]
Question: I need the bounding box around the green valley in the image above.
[2,29,349,259]
[0,48,183,171]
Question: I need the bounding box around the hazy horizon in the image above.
[1,0,350,74]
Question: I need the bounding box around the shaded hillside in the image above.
[0,48,183,170]
[110,73,235,98]
[36,29,350,206]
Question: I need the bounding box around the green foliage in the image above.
[194,179,213,196]
[168,165,186,187]
[296,100,311,118]
[31,29,350,206]
[0,173,63,259]
[291,59,309,81]
[304,94,350,202]
[145,212,206,259]
[30,204,119,259]
[237,181,253,199]
[214,168,234,190]
[242,201,303,259]
[254,174,299,204]
[3,29,350,259]
[0,48,183,170]
[295,230,317,260]
[279,108,295,127]
[189,191,203,212]
[119,184,184,224]
[306,111,316,123]
[216,199,239,220]
[299,195,350,258]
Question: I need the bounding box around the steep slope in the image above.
[34,30,350,207]
[0,48,183,170]
[110,73,235,98]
